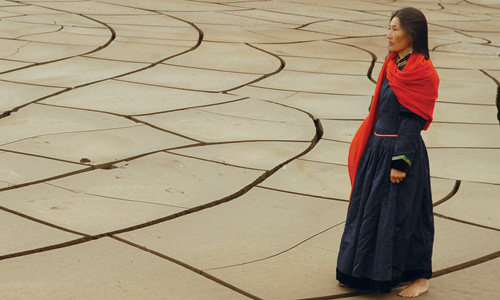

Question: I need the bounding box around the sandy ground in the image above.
[0,0,499,299]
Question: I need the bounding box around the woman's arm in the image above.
[391,105,426,182]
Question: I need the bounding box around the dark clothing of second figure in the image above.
[336,55,435,293]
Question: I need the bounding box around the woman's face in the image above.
[387,16,412,56]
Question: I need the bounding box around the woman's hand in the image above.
[390,168,406,184]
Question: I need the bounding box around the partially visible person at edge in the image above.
[336,7,439,298]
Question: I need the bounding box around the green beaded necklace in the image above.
[396,49,412,68]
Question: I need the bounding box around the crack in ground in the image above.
[112,78,220,93]
[0,4,207,192]
[44,182,191,210]
[0,166,93,193]
[218,10,322,27]
[0,1,203,121]
[111,235,262,300]
[14,24,63,39]
[325,40,378,83]
[224,42,286,92]
[257,185,348,202]
[433,180,462,207]
[0,77,67,89]
[164,150,269,172]
[465,0,500,10]
[127,115,203,143]
[0,204,89,237]
[0,122,144,148]
[295,19,334,30]
[0,116,323,297]
[203,221,346,272]
[97,115,323,238]
[0,148,88,168]
[427,146,500,149]
[432,120,499,125]
[432,249,500,277]
[435,99,495,106]
[247,84,369,96]
[2,40,31,59]
[161,62,269,76]
[39,93,250,119]
[0,3,117,75]
[0,237,93,261]
[0,138,312,195]
[0,118,324,300]
[192,107,296,124]
[132,96,249,117]
[434,213,500,232]
[297,157,348,167]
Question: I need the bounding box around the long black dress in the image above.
[336,54,435,293]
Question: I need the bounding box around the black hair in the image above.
[391,7,430,59]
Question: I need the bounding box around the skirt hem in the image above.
[336,268,432,294]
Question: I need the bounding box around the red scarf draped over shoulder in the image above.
[347,52,439,187]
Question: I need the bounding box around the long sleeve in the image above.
[391,105,427,173]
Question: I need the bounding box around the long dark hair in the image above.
[391,7,430,59]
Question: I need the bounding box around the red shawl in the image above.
[347,52,439,187]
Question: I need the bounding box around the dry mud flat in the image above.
[0,1,499,299]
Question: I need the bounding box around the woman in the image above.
[336,7,439,298]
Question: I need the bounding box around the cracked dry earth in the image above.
[0,0,499,299]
